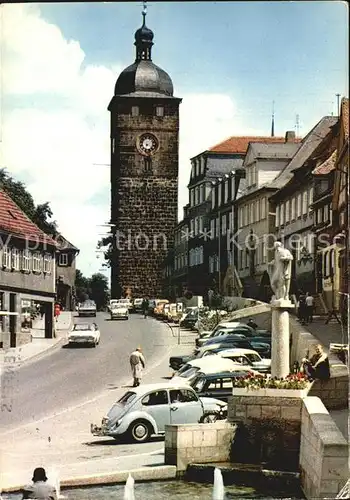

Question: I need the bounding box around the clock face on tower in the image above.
[137,133,159,156]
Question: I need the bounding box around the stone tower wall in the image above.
[110,97,180,298]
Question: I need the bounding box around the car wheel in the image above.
[199,411,220,423]
[128,420,152,443]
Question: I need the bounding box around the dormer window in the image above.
[131,106,139,117]
[59,253,68,266]
[155,106,164,117]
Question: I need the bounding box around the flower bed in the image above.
[232,372,309,390]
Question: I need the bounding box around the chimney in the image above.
[285,131,296,142]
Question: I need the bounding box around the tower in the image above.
[108,8,181,298]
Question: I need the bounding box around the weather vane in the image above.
[142,0,147,16]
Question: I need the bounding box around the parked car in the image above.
[133,298,144,313]
[190,370,253,401]
[171,356,242,384]
[90,383,227,443]
[214,348,271,373]
[195,336,270,358]
[78,300,97,317]
[67,323,100,347]
[199,322,271,339]
[196,327,253,347]
[110,303,129,320]
[179,309,199,329]
[154,300,169,317]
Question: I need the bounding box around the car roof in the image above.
[219,348,260,356]
[195,370,251,379]
[217,322,248,328]
[187,357,239,368]
[125,383,194,394]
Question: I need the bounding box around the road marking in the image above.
[0,344,173,437]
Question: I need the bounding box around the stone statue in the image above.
[267,241,293,301]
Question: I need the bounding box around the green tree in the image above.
[0,168,58,235]
[89,273,110,311]
[75,269,90,303]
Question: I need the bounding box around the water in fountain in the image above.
[212,468,225,500]
[49,468,65,499]
[123,474,135,500]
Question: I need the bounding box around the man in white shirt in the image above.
[305,293,314,323]
[129,347,146,387]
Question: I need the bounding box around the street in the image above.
[0,314,190,490]
[0,312,173,431]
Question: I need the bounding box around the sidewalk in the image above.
[301,317,349,442]
[0,312,73,370]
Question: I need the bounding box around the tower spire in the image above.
[271,100,275,137]
[134,0,154,61]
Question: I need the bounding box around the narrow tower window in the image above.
[131,106,139,117]
[144,157,152,174]
[156,106,164,117]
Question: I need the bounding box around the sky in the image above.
[1,1,348,278]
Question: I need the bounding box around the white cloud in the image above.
[1,4,264,277]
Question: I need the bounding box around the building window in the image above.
[297,194,302,217]
[22,249,30,272]
[33,252,42,272]
[309,187,314,208]
[155,106,164,117]
[302,191,308,215]
[59,253,68,266]
[190,189,195,207]
[276,205,280,227]
[221,214,227,235]
[131,106,139,117]
[211,189,216,209]
[218,186,222,207]
[280,203,285,225]
[291,197,296,220]
[224,181,228,203]
[255,200,259,222]
[244,205,248,226]
[2,246,11,269]
[261,198,266,219]
[12,248,20,270]
[43,254,52,274]
[285,200,290,224]
[210,219,215,237]
[228,211,233,231]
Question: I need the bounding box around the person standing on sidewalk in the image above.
[305,292,314,323]
[22,467,56,499]
[130,347,145,387]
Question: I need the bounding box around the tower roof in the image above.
[114,8,173,97]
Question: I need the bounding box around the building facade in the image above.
[55,234,79,310]
[184,136,286,300]
[271,116,337,296]
[108,11,181,299]
[332,98,349,317]
[235,133,300,299]
[0,190,56,348]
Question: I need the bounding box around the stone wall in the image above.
[227,394,303,471]
[300,396,348,499]
[164,422,236,472]
[110,96,180,299]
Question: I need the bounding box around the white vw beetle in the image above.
[91,382,227,443]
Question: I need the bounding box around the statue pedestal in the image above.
[270,299,294,379]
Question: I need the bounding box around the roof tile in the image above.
[312,149,337,175]
[0,189,56,246]
[208,136,289,154]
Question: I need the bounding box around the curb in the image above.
[1,466,178,493]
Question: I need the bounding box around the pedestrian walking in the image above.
[142,297,149,319]
[22,467,56,499]
[130,347,145,387]
[247,318,258,330]
[54,303,61,323]
[305,292,314,323]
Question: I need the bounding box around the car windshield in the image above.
[245,353,261,363]
[73,324,92,331]
[177,363,192,375]
[112,304,126,309]
[191,377,206,392]
[179,366,199,379]
[117,391,137,405]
